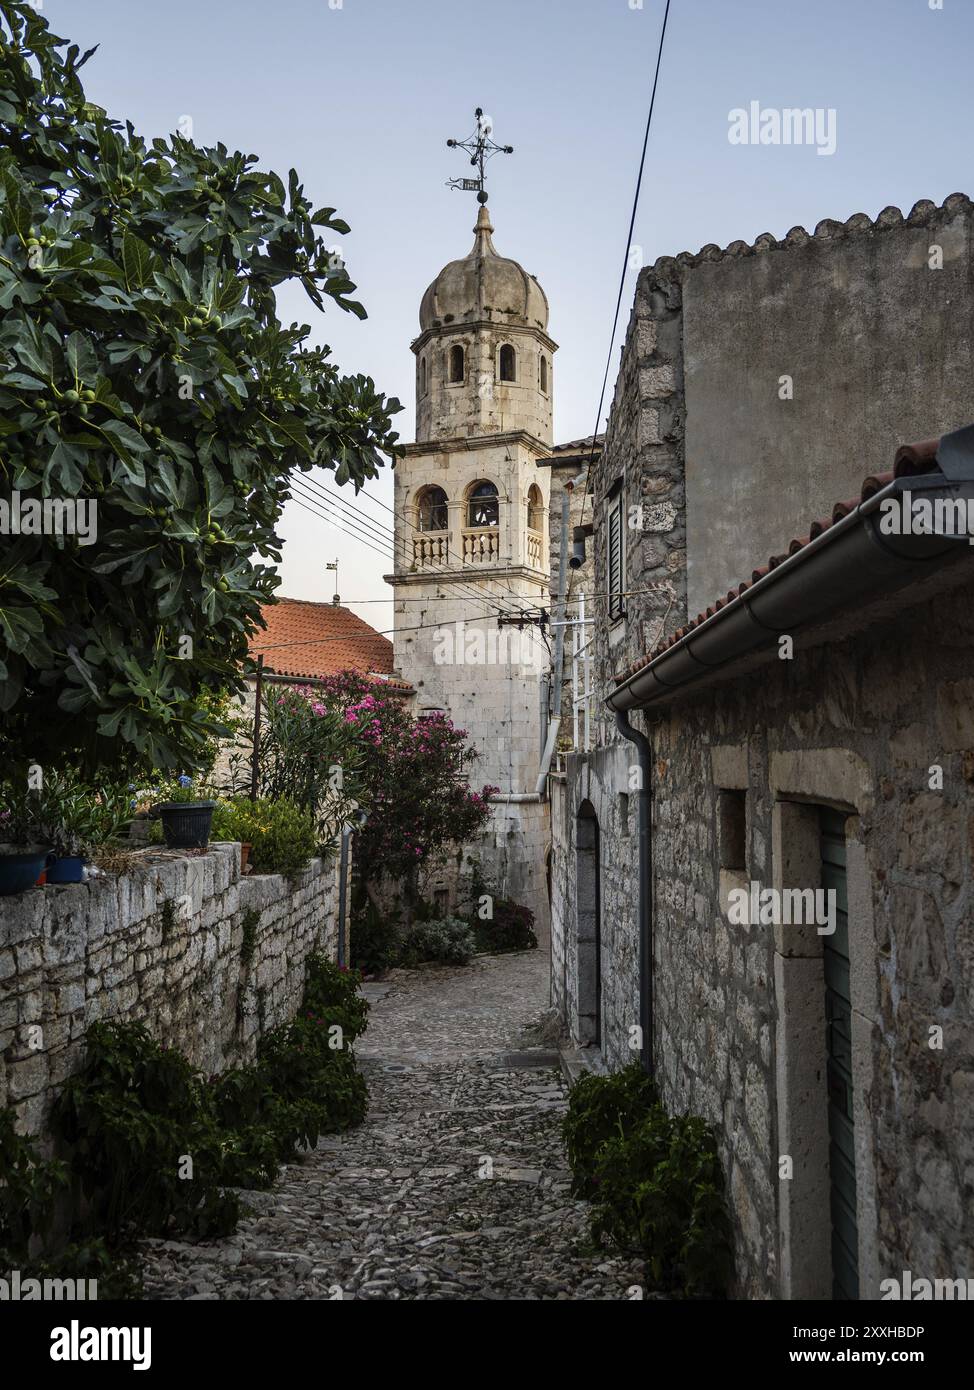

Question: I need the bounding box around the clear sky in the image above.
[49,0,974,626]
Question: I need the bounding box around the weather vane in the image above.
[446,108,513,205]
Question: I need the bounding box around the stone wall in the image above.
[0,843,346,1137]
[547,189,974,1298]
[589,261,688,746]
[555,578,974,1297]
[679,195,974,616]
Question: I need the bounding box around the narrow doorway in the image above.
[576,801,601,1046]
[820,807,859,1300]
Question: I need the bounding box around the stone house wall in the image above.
[555,580,974,1297]
[0,843,346,1137]
[549,191,974,1297]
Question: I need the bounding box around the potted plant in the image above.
[151,777,216,850]
[34,776,133,884]
[0,787,55,896]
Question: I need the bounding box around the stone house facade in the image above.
[548,193,974,1298]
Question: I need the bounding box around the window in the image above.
[607,488,625,620]
[449,344,465,383]
[499,343,516,382]
[718,789,747,872]
[420,357,427,395]
[540,354,548,393]
[417,485,448,533]
[468,480,498,528]
[527,483,543,532]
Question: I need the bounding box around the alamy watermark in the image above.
[728,102,837,157]
[881,1270,974,1300]
[726,881,836,935]
[1,1267,97,1300]
[432,621,545,669]
[877,490,974,543]
[1,492,97,545]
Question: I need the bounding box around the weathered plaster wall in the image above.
[682,195,974,615]
[0,843,344,1136]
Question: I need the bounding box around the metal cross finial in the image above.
[445,107,514,204]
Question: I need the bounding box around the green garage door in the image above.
[820,808,859,1301]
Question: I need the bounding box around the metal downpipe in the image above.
[614,708,653,1078]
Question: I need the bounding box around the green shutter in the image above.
[820,807,859,1301]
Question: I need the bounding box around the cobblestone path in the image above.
[140,951,645,1300]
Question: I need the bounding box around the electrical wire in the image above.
[296,469,537,623]
[567,0,673,615]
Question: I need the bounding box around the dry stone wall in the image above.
[0,842,345,1137]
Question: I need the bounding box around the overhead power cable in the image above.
[567,0,673,614]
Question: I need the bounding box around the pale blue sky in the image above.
[52,0,974,622]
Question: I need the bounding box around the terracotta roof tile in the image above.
[248,597,411,689]
[615,439,944,685]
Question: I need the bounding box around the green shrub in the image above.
[350,900,399,975]
[212,796,316,877]
[590,1109,734,1297]
[51,1022,240,1244]
[563,1062,659,1198]
[50,955,370,1245]
[563,1066,733,1297]
[472,896,537,954]
[301,952,369,1040]
[399,916,475,967]
[0,1106,68,1255]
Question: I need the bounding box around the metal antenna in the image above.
[446,107,514,205]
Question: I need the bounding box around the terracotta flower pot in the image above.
[240,842,252,874]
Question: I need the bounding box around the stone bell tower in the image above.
[388,198,558,932]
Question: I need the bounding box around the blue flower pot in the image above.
[0,848,56,896]
[47,855,87,884]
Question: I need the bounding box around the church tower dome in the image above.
[412,204,557,445]
[419,205,549,333]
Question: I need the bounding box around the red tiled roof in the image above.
[550,434,604,454]
[248,597,411,689]
[615,438,942,685]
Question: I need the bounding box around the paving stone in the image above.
[139,952,647,1301]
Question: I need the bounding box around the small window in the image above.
[607,489,625,621]
[420,357,427,394]
[468,480,498,528]
[499,344,516,382]
[449,344,465,383]
[417,485,448,533]
[540,354,548,393]
[527,483,543,532]
[718,789,747,872]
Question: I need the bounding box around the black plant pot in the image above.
[155,801,216,850]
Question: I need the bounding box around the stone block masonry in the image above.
[0,843,344,1137]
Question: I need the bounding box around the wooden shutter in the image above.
[607,493,624,620]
